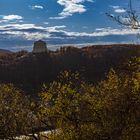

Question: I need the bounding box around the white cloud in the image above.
[110,5,126,13]
[1,31,50,40]
[0,24,67,40]
[2,15,23,20]
[110,5,120,9]
[114,9,126,13]
[0,22,139,41]
[30,5,44,10]
[62,28,140,37]
[46,25,66,32]
[0,23,45,30]
[49,16,65,20]
[50,0,94,19]
[0,23,66,31]
[43,22,49,25]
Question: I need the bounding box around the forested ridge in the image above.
[0,44,139,95]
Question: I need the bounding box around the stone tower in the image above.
[33,40,47,53]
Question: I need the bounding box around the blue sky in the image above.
[0,0,139,51]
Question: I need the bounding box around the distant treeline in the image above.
[0,44,139,95]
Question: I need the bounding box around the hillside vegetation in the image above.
[0,55,140,139]
[0,44,139,95]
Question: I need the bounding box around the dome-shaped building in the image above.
[33,40,47,53]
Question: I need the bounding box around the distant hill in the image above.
[0,49,11,55]
[0,48,11,53]
[0,44,139,95]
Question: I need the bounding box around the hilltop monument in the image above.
[33,40,47,53]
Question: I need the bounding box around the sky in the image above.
[0,0,140,51]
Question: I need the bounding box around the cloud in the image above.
[3,15,23,20]
[0,23,139,51]
[50,0,94,19]
[63,28,140,37]
[0,22,139,42]
[110,5,126,13]
[114,9,126,13]
[0,24,45,31]
[0,15,23,23]
[30,5,44,10]
[110,6,120,9]
[0,24,67,40]
[44,22,49,25]
[46,25,66,32]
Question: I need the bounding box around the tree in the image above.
[0,84,40,140]
[107,0,140,29]
[40,71,98,140]
[40,62,140,140]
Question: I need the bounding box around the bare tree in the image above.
[107,0,140,29]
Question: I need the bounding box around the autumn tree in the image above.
[40,59,140,140]
[40,71,97,139]
[0,84,40,140]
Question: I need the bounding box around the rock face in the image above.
[33,40,47,53]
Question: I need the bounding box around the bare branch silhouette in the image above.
[107,0,140,29]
